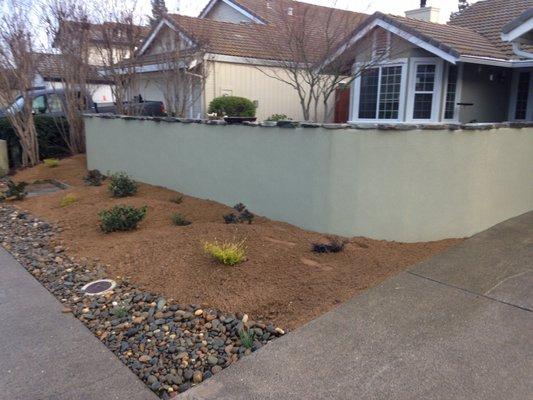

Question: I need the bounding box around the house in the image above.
[326,0,533,124]
[131,0,365,120]
[502,8,533,58]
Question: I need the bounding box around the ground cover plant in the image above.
[59,194,77,208]
[173,213,191,226]
[223,203,255,224]
[84,169,105,186]
[1,180,28,201]
[108,172,138,197]
[312,237,347,254]
[99,205,147,233]
[43,158,60,168]
[204,239,246,266]
[9,155,462,330]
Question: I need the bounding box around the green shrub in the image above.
[0,116,69,167]
[60,194,77,207]
[208,96,256,117]
[311,237,346,254]
[43,158,59,168]
[99,205,147,233]
[239,329,255,349]
[204,239,246,266]
[223,203,255,224]
[172,213,191,226]
[108,172,138,198]
[267,114,290,121]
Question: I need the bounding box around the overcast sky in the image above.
[140,0,480,23]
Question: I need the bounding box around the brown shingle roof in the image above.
[32,53,110,83]
[449,0,533,59]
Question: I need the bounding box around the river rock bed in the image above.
[0,205,285,398]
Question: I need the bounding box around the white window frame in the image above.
[441,62,463,123]
[349,58,408,123]
[406,57,444,123]
[508,68,533,121]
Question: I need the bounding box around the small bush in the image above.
[223,203,255,224]
[170,194,183,204]
[239,329,255,349]
[84,170,105,186]
[43,158,59,168]
[173,213,191,226]
[3,180,27,201]
[223,213,239,224]
[267,114,290,121]
[208,96,256,117]
[311,237,346,254]
[110,304,129,318]
[108,172,138,198]
[60,194,77,207]
[204,239,246,266]
[99,205,147,233]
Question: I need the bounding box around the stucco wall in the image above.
[85,116,533,242]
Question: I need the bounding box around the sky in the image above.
[141,0,480,24]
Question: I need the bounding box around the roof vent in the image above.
[266,2,272,9]
[287,7,293,16]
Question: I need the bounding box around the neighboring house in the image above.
[32,53,114,104]
[502,8,533,58]
[132,0,365,120]
[327,0,533,124]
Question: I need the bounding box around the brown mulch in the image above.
[10,155,462,330]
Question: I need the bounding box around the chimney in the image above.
[405,1,441,23]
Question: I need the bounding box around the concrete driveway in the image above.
[181,211,533,400]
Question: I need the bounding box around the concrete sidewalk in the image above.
[181,212,533,400]
[0,248,158,400]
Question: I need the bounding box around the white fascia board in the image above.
[322,18,459,69]
[501,17,533,42]
[459,55,533,67]
[205,53,294,67]
[200,0,265,24]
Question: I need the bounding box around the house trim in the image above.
[501,11,533,43]
[199,0,266,24]
[138,19,195,56]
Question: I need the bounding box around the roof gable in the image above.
[199,0,266,24]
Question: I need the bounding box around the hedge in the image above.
[208,96,256,117]
[0,116,70,167]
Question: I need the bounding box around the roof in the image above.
[448,0,533,59]
[140,0,366,64]
[32,53,110,83]
[502,8,533,34]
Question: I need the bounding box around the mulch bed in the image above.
[0,206,284,398]
[7,155,462,330]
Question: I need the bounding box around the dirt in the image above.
[10,155,462,330]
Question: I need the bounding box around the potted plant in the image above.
[208,96,257,124]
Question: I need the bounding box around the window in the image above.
[32,95,46,114]
[357,65,403,120]
[412,64,435,119]
[515,72,530,120]
[444,65,458,120]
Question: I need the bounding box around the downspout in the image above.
[512,42,533,59]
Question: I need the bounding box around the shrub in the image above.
[311,237,346,254]
[60,194,77,207]
[99,205,147,233]
[223,203,255,224]
[108,172,138,198]
[208,96,256,117]
[110,304,129,318]
[0,116,69,167]
[43,158,59,168]
[267,114,290,121]
[239,329,255,349]
[3,180,27,201]
[170,194,183,204]
[173,213,191,226]
[204,239,246,266]
[84,170,105,186]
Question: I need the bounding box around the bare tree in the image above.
[92,0,148,115]
[0,0,40,166]
[43,0,94,154]
[249,0,385,122]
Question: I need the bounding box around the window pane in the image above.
[32,95,46,113]
[415,64,435,92]
[515,72,530,120]
[47,94,63,113]
[444,65,458,120]
[413,93,433,119]
[378,66,402,119]
[358,68,379,119]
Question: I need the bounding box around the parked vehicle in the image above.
[0,88,166,118]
